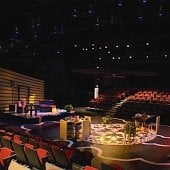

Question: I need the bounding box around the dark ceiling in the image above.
[0,0,169,78]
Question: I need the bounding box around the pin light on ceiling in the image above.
[116,0,123,7]
[87,4,95,16]
[11,26,21,42]
[141,0,147,4]
[95,17,100,27]
[164,54,168,58]
[146,42,150,46]
[158,6,164,16]
[138,11,144,19]
[73,8,78,18]
[110,15,115,24]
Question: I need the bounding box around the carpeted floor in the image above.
[20,115,170,170]
[1,110,170,170]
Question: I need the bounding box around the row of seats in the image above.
[129,90,170,104]
[89,90,129,109]
[0,128,98,170]
[116,100,170,121]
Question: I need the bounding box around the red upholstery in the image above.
[0,130,6,133]
[13,139,22,144]
[111,164,122,170]
[64,148,75,159]
[0,147,13,166]
[37,148,48,163]
[84,166,98,170]
[3,135,12,140]
[6,132,13,137]
[25,143,48,163]
[51,145,60,150]
[24,143,34,149]
[13,134,21,141]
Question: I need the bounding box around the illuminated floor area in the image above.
[86,123,157,145]
[21,117,170,170]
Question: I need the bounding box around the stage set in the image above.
[1,105,170,170]
[18,113,170,170]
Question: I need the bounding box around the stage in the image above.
[0,109,72,125]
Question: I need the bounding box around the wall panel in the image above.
[0,67,45,112]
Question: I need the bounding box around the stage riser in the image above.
[0,112,72,125]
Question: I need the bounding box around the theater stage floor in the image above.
[20,116,170,170]
[0,109,70,125]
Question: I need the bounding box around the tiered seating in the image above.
[24,143,49,169]
[12,139,28,165]
[129,90,170,104]
[116,91,170,121]
[0,128,98,169]
[89,89,129,109]
[51,145,73,169]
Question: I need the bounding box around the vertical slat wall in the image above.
[0,67,44,112]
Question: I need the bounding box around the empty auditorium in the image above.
[0,0,170,170]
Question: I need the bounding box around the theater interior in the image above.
[0,0,170,170]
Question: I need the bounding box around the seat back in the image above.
[39,141,55,163]
[1,136,13,150]
[24,143,48,170]
[12,140,28,164]
[20,135,28,143]
[51,146,71,169]
[29,138,39,148]
[13,134,21,141]
[0,147,14,170]
[0,130,6,138]
[24,144,42,169]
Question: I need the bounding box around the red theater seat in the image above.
[84,165,98,170]
[24,143,49,169]
[0,147,15,170]
[1,135,13,150]
[12,139,28,165]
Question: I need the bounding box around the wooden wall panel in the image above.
[0,67,45,112]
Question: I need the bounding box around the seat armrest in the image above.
[3,154,16,170]
[42,154,53,169]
